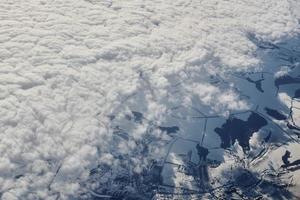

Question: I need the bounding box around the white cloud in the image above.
[275,66,292,78]
[0,0,299,199]
[184,83,249,114]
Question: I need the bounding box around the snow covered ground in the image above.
[1,0,300,199]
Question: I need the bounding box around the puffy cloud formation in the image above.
[0,0,299,199]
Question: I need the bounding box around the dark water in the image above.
[282,150,291,166]
[282,150,300,170]
[287,122,300,137]
[275,75,300,88]
[196,144,209,161]
[131,111,144,123]
[265,107,287,120]
[158,126,179,134]
[215,112,268,152]
[246,77,264,93]
[287,122,300,131]
[294,89,300,98]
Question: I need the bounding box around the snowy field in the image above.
[1,0,300,199]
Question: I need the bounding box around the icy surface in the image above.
[0,0,300,199]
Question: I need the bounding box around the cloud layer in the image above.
[0,0,299,199]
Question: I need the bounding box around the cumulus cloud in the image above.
[184,83,249,115]
[275,66,292,78]
[0,0,299,199]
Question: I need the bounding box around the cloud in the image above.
[184,83,249,115]
[0,0,299,199]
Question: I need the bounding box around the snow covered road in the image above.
[0,0,300,199]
